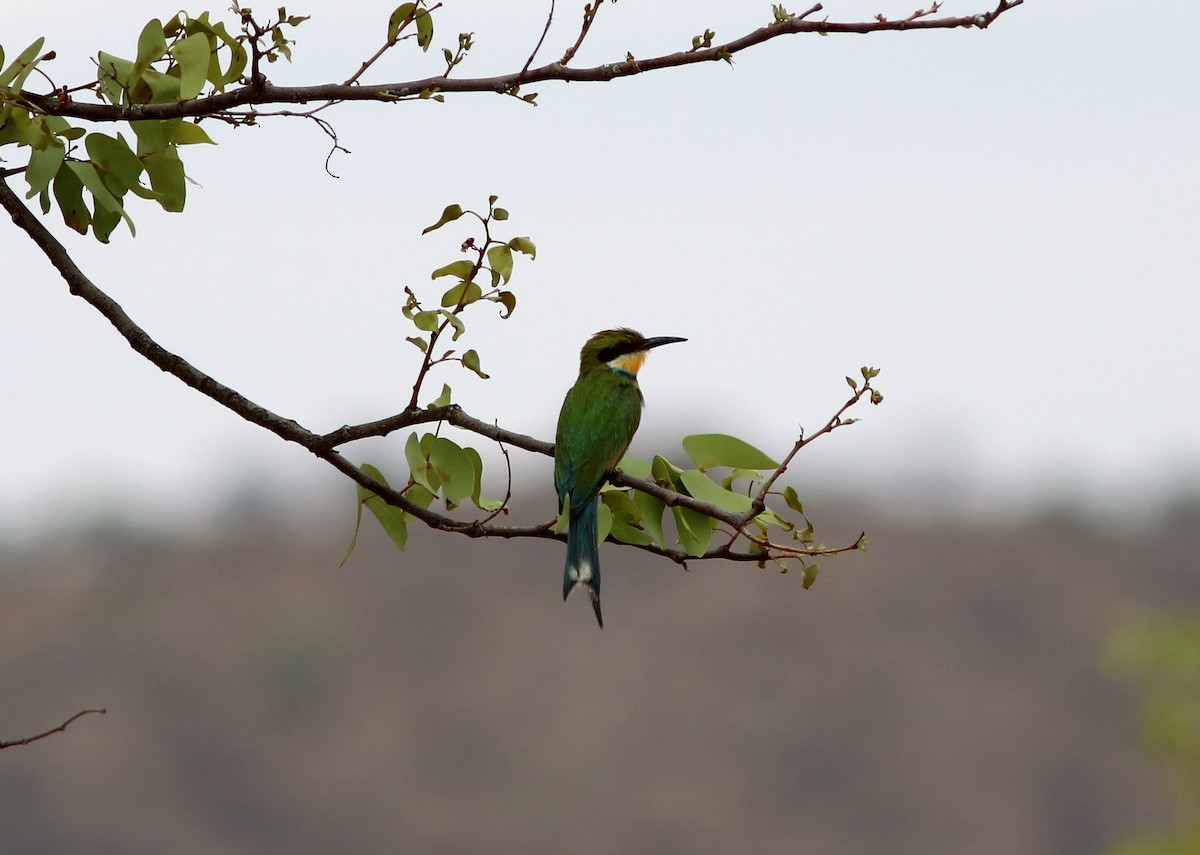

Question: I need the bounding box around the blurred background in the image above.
[3,1,1199,852]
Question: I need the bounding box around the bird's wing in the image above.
[555,380,642,514]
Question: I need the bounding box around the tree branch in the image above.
[0,709,106,750]
[5,174,845,563]
[18,1,1023,123]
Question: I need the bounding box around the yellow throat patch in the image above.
[608,350,647,377]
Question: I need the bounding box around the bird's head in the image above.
[579,327,687,377]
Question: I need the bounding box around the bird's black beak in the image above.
[642,336,687,350]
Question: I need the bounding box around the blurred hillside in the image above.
[2,493,1198,854]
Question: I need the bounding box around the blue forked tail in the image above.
[563,495,603,628]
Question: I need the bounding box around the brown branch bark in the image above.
[18,1,1022,123]
[0,709,106,750]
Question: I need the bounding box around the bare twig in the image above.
[0,709,107,750]
[522,0,556,78]
[754,381,873,508]
[560,0,606,65]
[478,427,515,525]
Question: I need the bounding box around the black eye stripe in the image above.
[596,341,643,362]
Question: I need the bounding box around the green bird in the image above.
[555,327,686,628]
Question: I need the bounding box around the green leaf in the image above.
[23,141,65,200]
[130,117,167,153]
[442,310,466,340]
[91,201,122,244]
[0,37,45,90]
[67,161,135,239]
[193,18,248,89]
[616,456,651,479]
[422,202,463,234]
[170,33,210,99]
[413,310,439,332]
[141,146,186,212]
[52,163,90,234]
[600,487,648,540]
[492,207,509,221]
[429,436,474,506]
[338,487,366,567]
[601,488,641,520]
[426,383,451,408]
[461,349,489,379]
[440,280,482,308]
[96,51,135,106]
[14,112,51,148]
[85,132,146,196]
[633,490,666,548]
[782,485,804,515]
[596,500,613,546]
[508,236,537,259]
[363,492,408,551]
[405,335,428,353]
[487,244,513,285]
[140,67,179,102]
[673,504,714,557]
[651,454,684,490]
[388,3,417,41]
[754,506,792,532]
[346,463,409,559]
[49,119,85,142]
[721,467,766,490]
[679,469,754,513]
[463,446,503,512]
[846,376,858,390]
[493,290,516,319]
[405,432,439,493]
[431,259,475,280]
[682,434,779,470]
[405,482,436,510]
[172,121,216,145]
[135,19,169,70]
[602,489,650,545]
[414,7,434,51]
[801,562,819,589]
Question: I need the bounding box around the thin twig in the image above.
[0,709,106,750]
[478,428,515,525]
[522,0,556,78]
[560,0,606,65]
[344,2,444,86]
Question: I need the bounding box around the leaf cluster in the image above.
[0,11,257,239]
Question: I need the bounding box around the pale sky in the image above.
[3,1,1198,537]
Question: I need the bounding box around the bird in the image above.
[554,327,686,628]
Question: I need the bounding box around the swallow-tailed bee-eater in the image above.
[554,327,686,627]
